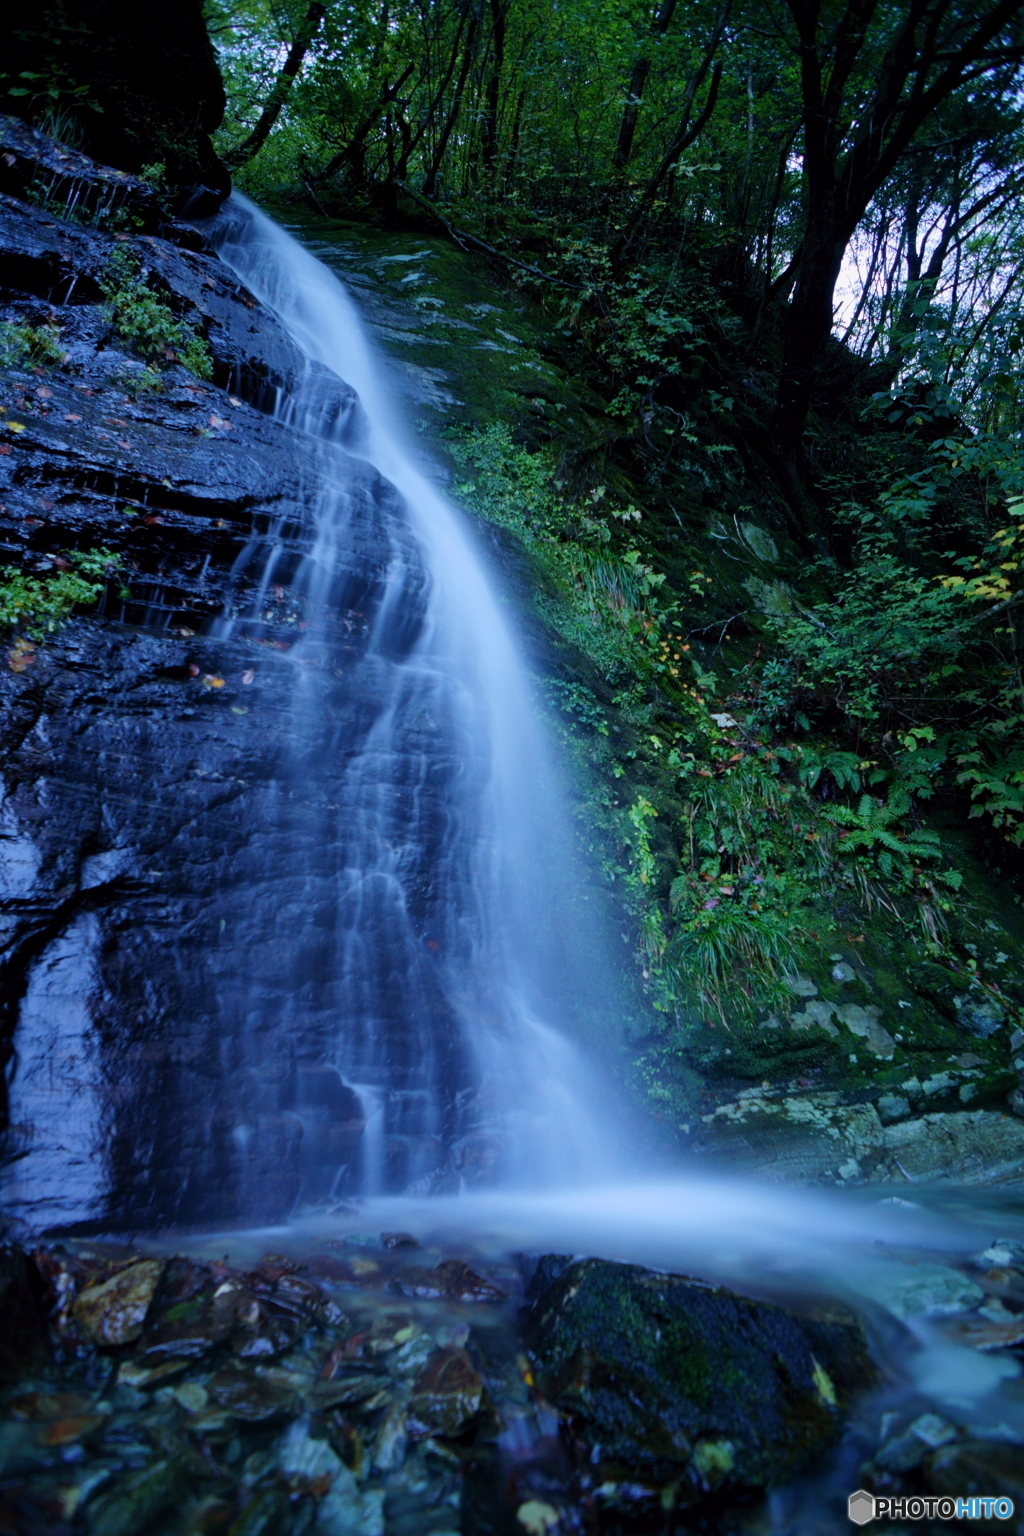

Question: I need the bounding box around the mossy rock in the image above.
[522,1255,875,1496]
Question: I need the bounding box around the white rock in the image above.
[877,1094,910,1125]
[867,1263,985,1318]
[836,1004,895,1059]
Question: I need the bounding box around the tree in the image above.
[222,1,326,169]
[771,0,1024,485]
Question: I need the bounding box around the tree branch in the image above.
[223,3,326,170]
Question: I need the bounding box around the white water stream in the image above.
[212,197,621,1193]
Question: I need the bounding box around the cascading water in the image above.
[205,195,622,1198]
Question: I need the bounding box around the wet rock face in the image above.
[522,1255,876,1500]
[0,131,476,1231]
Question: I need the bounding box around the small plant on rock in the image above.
[0,549,125,639]
[100,249,212,379]
[0,318,65,369]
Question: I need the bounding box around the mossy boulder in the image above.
[521,1255,875,1498]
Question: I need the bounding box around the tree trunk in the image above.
[481,0,508,182]
[611,0,679,174]
[223,3,326,169]
[423,15,479,198]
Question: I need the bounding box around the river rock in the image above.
[390,1259,505,1302]
[406,1347,484,1438]
[209,1366,296,1421]
[865,1262,985,1319]
[277,1419,385,1536]
[85,1459,187,1536]
[522,1256,875,1494]
[72,1258,164,1346]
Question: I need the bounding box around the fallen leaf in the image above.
[143,514,163,525]
[8,422,25,433]
[39,1414,105,1446]
[64,413,82,422]
[35,387,52,399]
[229,396,242,407]
[8,644,35,672]
[241,669,255,684]
[189,664,200,677]
[203,675,225,689]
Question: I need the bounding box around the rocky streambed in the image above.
[3,1218,1024,1535]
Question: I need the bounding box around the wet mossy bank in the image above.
[258,195,1024,1187]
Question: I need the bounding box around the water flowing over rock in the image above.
[0,124,617,1234]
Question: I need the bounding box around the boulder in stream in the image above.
[522,1255,876,1499]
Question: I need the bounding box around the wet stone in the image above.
[209,1367,296,1422]
[407,1347,484,1439]
[85,1458,187,1536]
[309,1375,391,1411]
[72,1259,164,1347]
[390,1260,504,1303]
[232,1315,298,1359]
[137,1264,240,1361]
[117,1358,191,1388]
[522,1255,876,1494]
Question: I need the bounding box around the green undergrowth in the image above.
[101,248,212,379]
[0,318,65,369]
[446,416,1024,1118]
[0,548,126,639]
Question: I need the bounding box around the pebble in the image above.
[72,1260,164,1347]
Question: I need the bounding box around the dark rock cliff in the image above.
[0,122,463,1234]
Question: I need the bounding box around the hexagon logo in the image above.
[848,1490,875,1525]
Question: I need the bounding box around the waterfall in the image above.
[207,196,621,1197]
